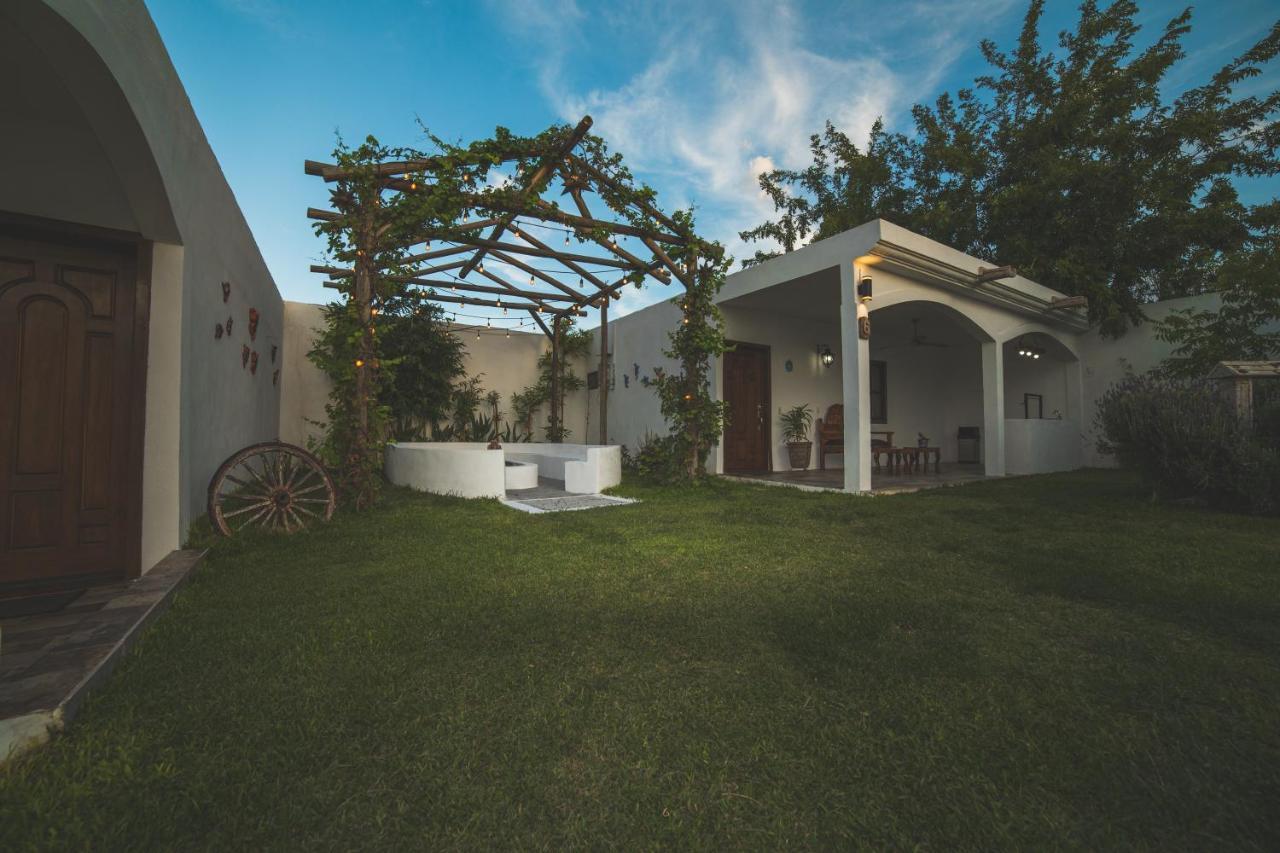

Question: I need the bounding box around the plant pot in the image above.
[786,441,812,470]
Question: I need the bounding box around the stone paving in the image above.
[0,549,204,763]
[503,478,636,513]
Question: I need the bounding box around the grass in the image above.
[2,470,1279,850]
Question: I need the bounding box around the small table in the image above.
[887,446,941,474]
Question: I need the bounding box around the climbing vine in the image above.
[646,212,732,480]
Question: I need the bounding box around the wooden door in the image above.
[722,342,770,472]
[0,228,143,592]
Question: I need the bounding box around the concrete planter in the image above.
[786,441,812,470]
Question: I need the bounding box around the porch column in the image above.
[839,263,872,492]
[981,341,1006,476]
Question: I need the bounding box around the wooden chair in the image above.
[816,407,896,471]
[815,404,843,470]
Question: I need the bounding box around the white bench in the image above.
[505,444,622,494]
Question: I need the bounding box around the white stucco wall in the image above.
[282,301,589,445]
[595,299,684,456]
[4,0,283,568]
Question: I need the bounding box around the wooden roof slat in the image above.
[482,249,584,301]
[504,226,612,295]
[459,116,594,279]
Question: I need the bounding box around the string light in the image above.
[354,358,365,368]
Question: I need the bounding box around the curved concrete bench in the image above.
[385,442,504,499]
[505,444,621,494]
[385,442,622,498]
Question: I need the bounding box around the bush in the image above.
[1095,373,1280,514]
[621,432,686,483]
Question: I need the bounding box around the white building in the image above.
[0,0,1252,605]
[1,0,282,592]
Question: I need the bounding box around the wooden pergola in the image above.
[304,116,705,442]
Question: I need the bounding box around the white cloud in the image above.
[487,0,1017,316]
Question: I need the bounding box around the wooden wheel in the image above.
[207,441,336,537]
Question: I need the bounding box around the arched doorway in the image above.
[868,300,1000,475]
[0,3,176,594]
[1002,331,1084,474]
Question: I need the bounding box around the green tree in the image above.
[515,326,594,442]
[1157,201,1280,376]
[377,299,467,440]
[743,1,1280,336]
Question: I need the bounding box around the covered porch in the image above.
[710,220,1089,492]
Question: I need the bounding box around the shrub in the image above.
[1095,373,1279,514]
[621,432,686,483]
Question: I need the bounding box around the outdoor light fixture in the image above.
[1016,337,1045,359]
[857,274,873,302]
[818,345,835,367]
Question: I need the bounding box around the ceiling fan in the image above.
[880,318,949,350]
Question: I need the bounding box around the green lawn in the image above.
[3,471,1279,850]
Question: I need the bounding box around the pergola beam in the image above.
[459,116,594,279]
[379,182,688,246]
[485,248,586,301]
[504,227,612,295]
[398,290,584,317]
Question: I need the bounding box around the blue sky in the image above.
[148,0,1278,323]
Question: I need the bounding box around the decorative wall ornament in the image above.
[250,350,259,374]
[248,308,260,341]
[241,345,250,368]
[272,369,280,387]
[226,316,234,336]
[215,323,224,340]
[270,344,278,363]
[222,281,231,302]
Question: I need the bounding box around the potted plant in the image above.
[779,403,814,470]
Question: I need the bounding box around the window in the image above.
[870,360,887,424]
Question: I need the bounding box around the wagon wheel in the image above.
[207,441,336,537]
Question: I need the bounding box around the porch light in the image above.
[857,275,873,302]
[818,345,835,367]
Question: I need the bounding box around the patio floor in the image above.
[727,463,997,494]
[503,477,636,513]
[0,550,204,763]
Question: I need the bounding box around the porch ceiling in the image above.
[717,267,840,321]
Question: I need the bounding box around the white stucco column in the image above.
[981,341,1006,476]
[839,263,872,492]
[141,242,184,572]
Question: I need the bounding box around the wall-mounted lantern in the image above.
[817,345,835,367]
[857,275,873,302]
[855,272,875,338]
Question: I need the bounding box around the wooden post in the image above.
[352,218,376,507]
[599,300,609,445]
[550,315,562,442]
[686,245,699,476]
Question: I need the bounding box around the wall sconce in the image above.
[857,274,873,302]
[817,345,835,367]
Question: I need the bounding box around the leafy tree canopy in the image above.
[742,0,1279,336]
